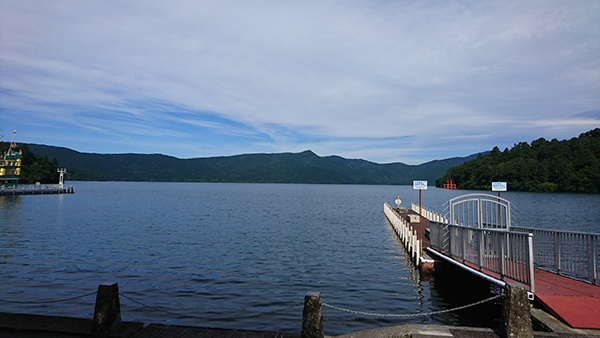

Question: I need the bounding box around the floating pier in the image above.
[383,202,435,274]
[0,184,74,195]
[404,193,600,331]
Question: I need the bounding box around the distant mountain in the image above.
[25,144,483,185]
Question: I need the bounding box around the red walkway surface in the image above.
[534,268,600,330]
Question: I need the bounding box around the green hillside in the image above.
[436,128,600,193]
[24,145,481,185]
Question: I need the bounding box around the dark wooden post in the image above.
[92,283,122,334]
[502,283,533,338]
[302,291,324,338]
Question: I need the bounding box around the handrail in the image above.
[447,193,512,230]
[411,203,448,224]
[384,203,421,266]
[430,222,535,292]
[512,226,599,285]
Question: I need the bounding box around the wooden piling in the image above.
[92,283,122,334]
[301,291,324,338]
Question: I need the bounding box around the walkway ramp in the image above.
[534,268,600,330]
[416,193,600,330]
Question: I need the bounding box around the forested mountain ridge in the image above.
[436,128,600,193]
[23,145,481,185]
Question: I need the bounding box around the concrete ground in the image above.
[2,311,600,338]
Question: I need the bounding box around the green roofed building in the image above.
[1,143,22,187]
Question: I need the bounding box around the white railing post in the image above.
[593,235,598,284]
[500,233,506,279]
[555,232,561,274]
[528,233,535,293]
[478,230,484,269]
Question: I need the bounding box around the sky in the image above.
[1,1,599,165]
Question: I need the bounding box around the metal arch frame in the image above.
[448,193,512,230]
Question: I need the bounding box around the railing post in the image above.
[528,234,535,293]
[445,224,450,255]
[502,283,533,338]
[555,231,561,274]
[478,230,484,270]
[593,235,599,284]
[447,224,451,256]
[461,227,466,263]
[302,292,324,338]
[500,233,506,280]
[92,283,121,334]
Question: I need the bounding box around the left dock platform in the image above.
[0,184,74,195]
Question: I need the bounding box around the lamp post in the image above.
[58,168,67,189]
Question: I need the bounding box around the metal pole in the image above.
[419,189,422,255]
[498,191,502,227]
[528,234,535,293]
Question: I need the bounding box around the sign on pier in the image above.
[492,182,507,192]
[413,180,427,190]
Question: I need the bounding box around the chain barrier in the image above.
[1,289,503,321]
[0,290,98,304]
[323,293,503,318]
[119,292,303,321]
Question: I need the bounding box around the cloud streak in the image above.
[1,0,598,164]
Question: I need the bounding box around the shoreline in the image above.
[2,311,600,338]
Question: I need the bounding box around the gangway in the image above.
[419,193,600,330]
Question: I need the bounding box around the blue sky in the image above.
[1,1,599,164]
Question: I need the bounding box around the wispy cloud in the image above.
[1,0,598,164]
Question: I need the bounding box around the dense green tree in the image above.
[436,128,600,193]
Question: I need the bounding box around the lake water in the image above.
[1,182,599,335]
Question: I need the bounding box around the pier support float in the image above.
[92,283,122,334]
[302,291,324,338]
[502,283,533,338]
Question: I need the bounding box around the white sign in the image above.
[492,182,507,191]
[413,180,428,190]
[395,198,402,207]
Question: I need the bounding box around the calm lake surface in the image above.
[1,182,599,335]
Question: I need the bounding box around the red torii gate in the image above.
[443,179,456,189]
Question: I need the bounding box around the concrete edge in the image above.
[328,324,455,338]
[531,308,600,336]
[0,312,143,337]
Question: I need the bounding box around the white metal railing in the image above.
[446,194,512,230]
[512,226,599,285]
[430,222,535,292]
[411,203,448,224]
[385,203,421,266]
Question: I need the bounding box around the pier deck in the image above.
[386,201,600,331]
[0,185,74,195]
[534,268,600,330]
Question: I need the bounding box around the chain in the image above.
[0,290,98,304]
[1,289,503,321]
[322,293,503,318]
[119,292,303,320]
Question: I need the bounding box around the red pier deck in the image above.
[534,268,600,329]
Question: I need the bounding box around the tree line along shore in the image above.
[2,128,598,193]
